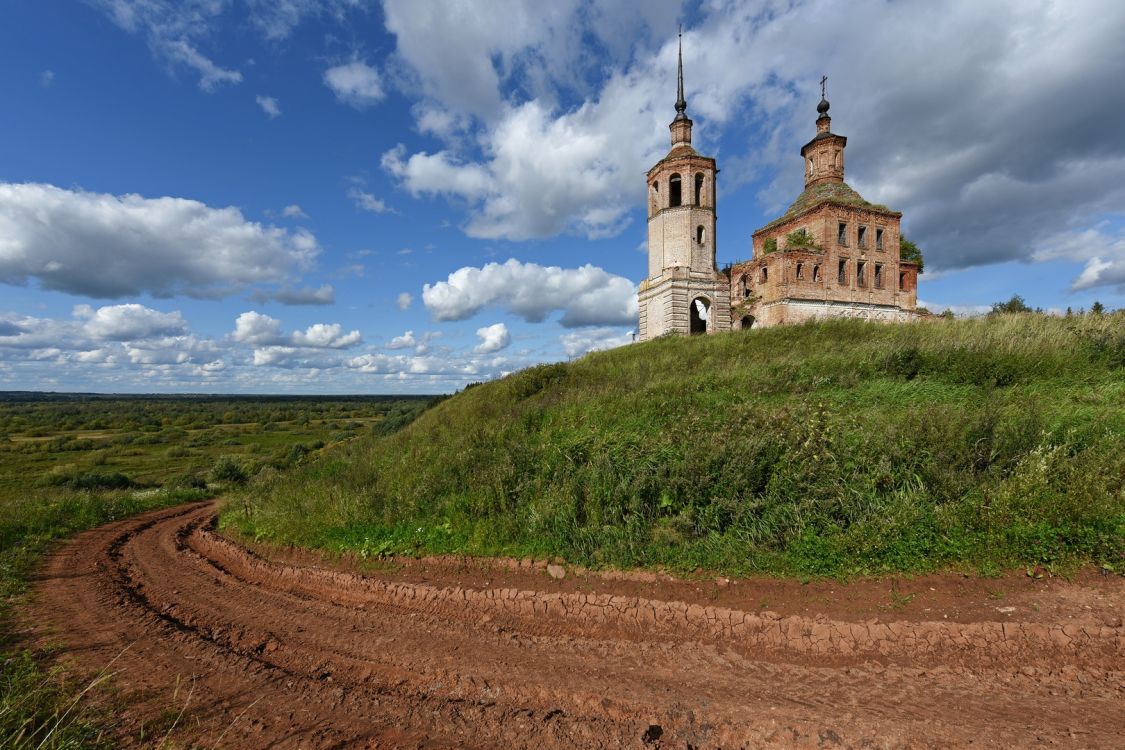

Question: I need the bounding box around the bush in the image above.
[209,455,248,485]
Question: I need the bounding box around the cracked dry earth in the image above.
[28,501,1125,748]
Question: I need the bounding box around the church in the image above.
[637,43,921,340]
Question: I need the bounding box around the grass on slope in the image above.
[225,314,1125,578]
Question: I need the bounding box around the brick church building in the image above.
[638,41,921,340]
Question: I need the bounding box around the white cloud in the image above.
[81,304,188,341]
[1031,227,1125,292]
[474,323,510,353]
[396,292,413,310]
[324,60,384,108]
[231,311,359,350]
[281,204,309,218]
[386,330,416,349]
[560,327,634,358]
[291,323,361,348]
[256,95,281,118]
[0,183,319,299]
[347,187,392,214]
[422,259,638,327]
[231,311,285,346]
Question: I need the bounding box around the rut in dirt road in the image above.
[29,501,1125,748]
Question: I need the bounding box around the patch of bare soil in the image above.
[27,501,1125,748]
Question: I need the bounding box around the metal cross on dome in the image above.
[820,75,828,99]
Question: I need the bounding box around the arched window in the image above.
[741,315,755,330]
[690,297,710,335]
[807,157,814,176]
[669,174,682,207]
[696,225,705,244]
[694,172,704,205]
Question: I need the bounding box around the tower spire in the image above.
[674,25,687,120]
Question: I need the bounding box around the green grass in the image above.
[225,313,1125,578]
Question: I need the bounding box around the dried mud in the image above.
[28,501,1125,748]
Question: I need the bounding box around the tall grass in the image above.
[226,314,1125,577]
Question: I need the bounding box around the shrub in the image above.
[209,455,248,485]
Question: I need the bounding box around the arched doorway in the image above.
[690,297,710,335]
[740,314,755,330]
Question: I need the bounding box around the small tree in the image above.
[990,294,1033,315]
[899,237,924,272]
[1091,301,1105,315]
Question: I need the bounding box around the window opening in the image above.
[838,259,847,284]
[875,228,884,250]
[761,266,769,283]
[899,272,907,290]
[858,226,867,247]
[669,174,682,207]
[812,264,821,282]
[696,225,705,244]
[838,222,848,245]
[857,261,867,287]
[689,297,710,335]
[874,264,883,289]
[740,315,755,330]
[796,262,804,280]
[694,173,704,206]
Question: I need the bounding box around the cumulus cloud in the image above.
[231,311,285,346]
[347,187,392,214]
[252,284,336,306]
[1031,227,1125,292]
[422,259,637,327]
[559,327,634,358]
[386,330,416,349]
[79,304,188,341]
[281,204,309,219]
[324,60,384,108]
[396,292,413,310]
[256,95,281,118]
[474,323,510,353]
[0,183,319,299]
[231,311,360,349]
[291,323,361,348]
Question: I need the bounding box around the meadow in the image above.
[228,313,1125,579]
[0,393,432,747]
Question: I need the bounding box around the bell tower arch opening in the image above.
[690,297,710,335]
[669,174,682,207]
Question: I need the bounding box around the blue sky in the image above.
[1,0,1123,394]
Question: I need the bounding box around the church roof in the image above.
[754,180,900,235]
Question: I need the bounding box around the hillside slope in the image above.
[226,314,1125,576]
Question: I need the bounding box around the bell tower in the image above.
[637,30,729,340]
[801,76,847,188]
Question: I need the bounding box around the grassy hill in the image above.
[225,314,1125,577]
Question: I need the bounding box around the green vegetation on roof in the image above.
[900,237,924,272]
[227,314,1125,579]
[759,181,897,234]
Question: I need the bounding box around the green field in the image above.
[0,393,433,748]
[226,313,1125,578]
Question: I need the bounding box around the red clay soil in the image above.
[27,501,1125,748]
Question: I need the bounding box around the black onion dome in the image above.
[817,97,830,116]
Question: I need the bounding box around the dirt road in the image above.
[29,501,1124,748]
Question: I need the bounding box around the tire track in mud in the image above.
[30,501,1125,748]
